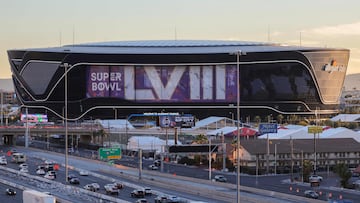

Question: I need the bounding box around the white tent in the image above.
[258,125,360,143]
[97,119,135,130]
[127,136,182,154]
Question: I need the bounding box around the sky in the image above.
[1,0,360,78]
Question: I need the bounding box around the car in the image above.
[69,177,80,184]
[214,175,227,182]
[19,167,29,173]
[19,163,28,169]
[91,183,100,191]
[135,199,148,203]
[46,171,57,178]
[153,160,161,167]
[44,173,56,180]
[84,184,96,192]
[67,174,77,181]
[130,188,145,198]
[168,196,182,203]
[6,188,16,196]
[144,187,152,196]
[148,164,158,170]
[154,195,170,203]
[304,190,319,199]
[113,182,124,189]
[309,175,323,182]
[0,158,7,165]
[104,184,118,195]
[36,169,46,175]
[79,170,89,176]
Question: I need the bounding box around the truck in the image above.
[23,190,56,203]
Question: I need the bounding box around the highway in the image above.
[0,146,329,203]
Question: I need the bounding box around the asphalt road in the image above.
[9,142,360,203]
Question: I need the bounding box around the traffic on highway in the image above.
[0,144,358,203]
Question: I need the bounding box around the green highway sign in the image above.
[308,126,323,134]
[99,147,121,160]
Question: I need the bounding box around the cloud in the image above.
[303,21,360,36]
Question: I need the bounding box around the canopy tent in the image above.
[127,136,182,154]
[206,126,258,137]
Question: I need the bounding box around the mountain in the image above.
[344,73,360,91]
[0,78,13,92]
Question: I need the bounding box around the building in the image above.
[238,138,360,174]
[7,40,350,121]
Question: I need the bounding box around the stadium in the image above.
[7,40,349,121]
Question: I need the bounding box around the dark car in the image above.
[67,174,77,181]
[6,188,16,196]
[69,177,80,184]
[130,189,145,198]
[214,175,227,182]
[113,182,124,189]
[304,190,319,199]
[153,160,161,167]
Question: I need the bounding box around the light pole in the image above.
[62,63,71,183]
[229,112,234,126]
[0,90,3,126]
[274,143,280,174]
[232,50,246,203]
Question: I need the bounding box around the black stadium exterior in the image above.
[7,40,349,121]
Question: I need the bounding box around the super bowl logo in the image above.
[322,60,345,73]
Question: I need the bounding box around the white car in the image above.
[19,163,28,169]
[0,158,7,165]
[36,169,46,175]
[79,170,89,176]
[84,184,96,192]
[91,183,100,191]
[19,167,29,173]
[148,164,158,170]
[309,175,323,182]
[44,173,56,180]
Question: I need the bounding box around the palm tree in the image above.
[254,116,261,126]
[277,114,284,124]
[334,163,352,188]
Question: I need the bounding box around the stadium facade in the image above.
[7,40,350,121]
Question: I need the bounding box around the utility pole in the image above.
[290,136,294,182]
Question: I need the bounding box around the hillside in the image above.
[0,78,13,92]
[343,73,360,91]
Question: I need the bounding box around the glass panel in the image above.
[21,61,60,95]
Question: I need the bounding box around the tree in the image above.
[334,163,352,188]
[254,116,261,125]
[277,114,284,124]
[302,160,313,182]
[192,134,208,144]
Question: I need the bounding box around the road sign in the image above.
[259,123,278,134]
[308,126,323,134]
[98,147,121,160]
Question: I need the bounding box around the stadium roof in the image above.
[14,40,348,55]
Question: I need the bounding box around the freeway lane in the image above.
[20,147,326,203]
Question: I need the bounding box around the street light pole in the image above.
[0,90,3,126]
[234,50,246,203]
[275,143,279,174]
[63,63,71,183]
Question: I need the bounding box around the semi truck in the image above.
[23,190,56,203]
